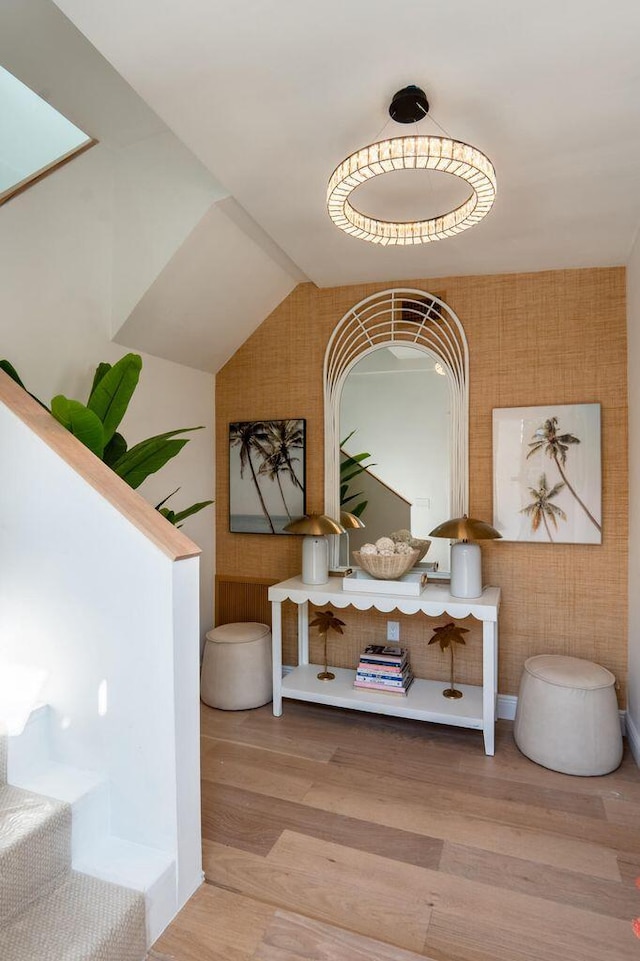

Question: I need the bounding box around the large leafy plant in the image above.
[1,354,212,527]
[340,429,375,519]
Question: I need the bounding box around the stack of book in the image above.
[354,645,414,696]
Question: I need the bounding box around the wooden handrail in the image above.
[0,370,201,561]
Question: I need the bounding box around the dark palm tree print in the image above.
[258,421,304,519]
[520,473,567,542]
[526,416,601,533]
[229,420,275,532]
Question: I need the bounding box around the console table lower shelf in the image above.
[268,575,500,755]
[283,664,484,729]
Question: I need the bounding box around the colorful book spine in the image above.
[356,663,405,675]
[356,673,407,685]
[361,646,407,662]
[359,657,407,669]
[353,676,414,696]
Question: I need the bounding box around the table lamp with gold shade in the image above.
[429,514,501,598]
[338,510,365,567]
[284,513,345,585]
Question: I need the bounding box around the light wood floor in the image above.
[152,702,640,961]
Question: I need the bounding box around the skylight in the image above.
[0,65,95,206]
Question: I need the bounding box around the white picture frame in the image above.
[493,404,601,544]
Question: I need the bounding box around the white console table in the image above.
[268,576,501,755]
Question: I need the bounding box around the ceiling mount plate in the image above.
[389,85,429,124]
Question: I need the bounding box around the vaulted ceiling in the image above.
[5,1,639,373]
[52,0,640,287]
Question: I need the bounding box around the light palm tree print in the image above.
[520,473,567,542]
[527,416,601,534]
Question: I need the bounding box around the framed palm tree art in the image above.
[229,419,306,534]
[493,404,601,544]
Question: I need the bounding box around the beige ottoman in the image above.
[201,622,272,710]
[514,655,622,776]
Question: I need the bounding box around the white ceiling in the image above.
[51,0,640,288]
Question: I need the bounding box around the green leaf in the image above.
[0,359,26,389]
[114,438,189,488]
[89,362,112,400]
[351,501,367,517]
[87,353,142,445]
[0,360,48,409]
[112,427,202,489]
[103,431,127,467]
[171,500,213,524]
[51,395,105,457]
[155,488,181,511]
[341,452,372,468]
[341,490,364,506]
[340,464,374,484]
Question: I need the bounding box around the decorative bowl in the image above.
[410,538,431,562]
[353,549,421,580]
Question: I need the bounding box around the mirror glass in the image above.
[339,345,451,571]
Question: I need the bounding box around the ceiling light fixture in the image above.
[327,85,496,246]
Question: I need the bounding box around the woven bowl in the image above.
[353,549,420,580]
[409,538,431,562]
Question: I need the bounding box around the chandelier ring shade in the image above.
[326,135,496,246]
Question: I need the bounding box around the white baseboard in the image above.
[497,694,518,721]
[282,670,634,758]
[626,711,640,766]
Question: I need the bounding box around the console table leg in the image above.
[272,600,283,716]
[482,620,497,756]
[298,601,309,665]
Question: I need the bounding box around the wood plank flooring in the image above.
[152,701,640,961]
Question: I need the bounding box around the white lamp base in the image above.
[450,541,482,598]
[302,535,329,585]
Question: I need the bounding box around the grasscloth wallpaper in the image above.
[216,268,628,700]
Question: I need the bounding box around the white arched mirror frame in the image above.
[324,288,469,569]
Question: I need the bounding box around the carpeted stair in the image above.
[0,731,147,961]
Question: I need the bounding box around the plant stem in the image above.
[542,513,554,542]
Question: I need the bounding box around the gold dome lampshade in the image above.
[339,511,366,530]
[429,514,501,598]
[284,513,345,585]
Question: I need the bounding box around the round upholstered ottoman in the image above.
[201,622,272,710]
[514,655,622,776]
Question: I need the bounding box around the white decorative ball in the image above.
[377,549,394,556]
[394,542,413,555]
[375,536,395,552]
[390,529,412,543]
[360,543,378,555]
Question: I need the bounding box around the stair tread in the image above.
[12,761,106,804]
[0,784,71,926]
[0,783,68,849]
[74,836,174,890]
[0,871,147,961]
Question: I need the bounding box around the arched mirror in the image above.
[324,289,469,572]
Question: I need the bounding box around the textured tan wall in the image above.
[216,268,628,698]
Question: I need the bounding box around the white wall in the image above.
[0,400,202,922]
[627,235,640,763]
[0,148,215,642]
[341,362,450,569]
